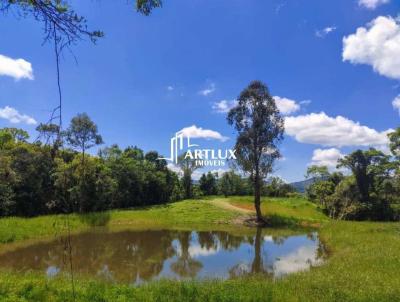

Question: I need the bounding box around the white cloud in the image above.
[0,54,34,80]
[315,26,337,38]
[285,112,392,147]
[358,0,389,9]
[199,83,216,96]
[343,16,400,80]
[178,125,229,142]
[274,96,301,115]
[0,106,37,125]
[300,100,312,106]
[212,96,301,115]
[212,99,237,113]
[392,95,400,115]
[166,85,174,91]
[311,148,344,168]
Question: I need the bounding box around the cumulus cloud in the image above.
[0,54,34,80]
[212,99,237,113]
[199,83,216,96]
[274,96,301,115]
[311,148,344,168]
[0,106,37,125]
[392,95,400,115]
[343,16,400,80]
[285,112,392,147]
[315,26,337,38]
[166,85,174,91]
[178,125,229,142]
[358,0,389,9]
[212,96,301,115]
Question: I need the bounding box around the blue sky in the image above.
[0,0,399,182]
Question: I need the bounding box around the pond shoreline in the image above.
[0,197,399,301]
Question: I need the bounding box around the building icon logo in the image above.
[158,131,198,164]
[159,130,236,167]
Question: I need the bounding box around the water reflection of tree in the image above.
[0,230,177,283]
[213,231,252,250]
[197,232,218,250]
[197,231,251,251]
[0,229,320,282]
[170,231,255,278]
[170,232,202,278]
[229,228,274,278]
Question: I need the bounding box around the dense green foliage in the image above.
[263,177,296,197]
[198,172,218,195]
[198,171,294,199]
[216,170,253,197]
[177,153,199,199]
[0,116,184,217]
[306,138,400,220]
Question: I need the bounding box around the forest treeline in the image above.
[0,113,286,217]
[0,113,399,221]
[306,129,400,221]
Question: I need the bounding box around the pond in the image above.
[0,229,325,283]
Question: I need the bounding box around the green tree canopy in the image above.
[337,148,389,203]
[65,113,103,162]
[227,80,284,222]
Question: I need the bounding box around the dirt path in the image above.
[209,199,255,214]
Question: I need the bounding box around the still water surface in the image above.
[0,229,325,283]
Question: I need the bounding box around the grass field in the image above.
[0,196,399,302]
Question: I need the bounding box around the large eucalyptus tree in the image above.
[228,81,284,223]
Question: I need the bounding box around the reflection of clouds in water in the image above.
[263,236,273,242]
[175,242,219,258]
[189,245,219,258]
[2,230,325,283]
[273,245,322,277]
[46,265,60,277]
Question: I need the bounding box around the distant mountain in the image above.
[290,178,320,193]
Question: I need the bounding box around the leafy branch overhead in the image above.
[0,0,162,45]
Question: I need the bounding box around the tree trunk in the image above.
[80,145,86,213]
[254,171,263,222]
[251,227,263,273]
[82,145,85,168]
